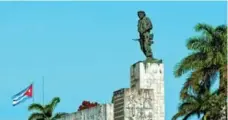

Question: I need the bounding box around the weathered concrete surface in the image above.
[57,104,113,120]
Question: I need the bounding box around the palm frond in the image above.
[28,103,44,112]
[44,105,53,118]
[28,112,45,120]
[182,110,200,120]
[199,67,217,89]
[215,24,227,33]
[49,97,60,112]
[178,101,198,111]
[172,110,188,120]
[186,36,211,52]
[174,52,205,77]
[43,97,61,118]
[195,23,215,38]
[51,112,68,120]
[181,66,218,98]
[180,70,204,99]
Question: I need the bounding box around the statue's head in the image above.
[137,11,146,19]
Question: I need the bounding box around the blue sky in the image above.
[0,1,226,120]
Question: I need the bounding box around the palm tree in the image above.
[173,23,227,120]
[174,23,227,99]
[28,97,68,120]
[172,90,226,120]
[172,92,206,120]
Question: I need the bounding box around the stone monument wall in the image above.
[57,104,113,120]
[113,62,165,120]
[130,62,165,120]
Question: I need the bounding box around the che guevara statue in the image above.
[136,11,161,63]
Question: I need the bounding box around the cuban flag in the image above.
[12,84,33,106]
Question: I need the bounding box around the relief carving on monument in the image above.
[125,89,154,120]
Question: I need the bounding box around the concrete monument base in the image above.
[113,62,165,120]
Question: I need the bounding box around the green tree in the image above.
[174,23,227,98]
[173,23,227,119]
[28,97,68,120]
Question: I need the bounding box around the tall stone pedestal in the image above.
[113,62,165,120]
[130,62,164,90]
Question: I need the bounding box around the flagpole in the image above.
[32,81,34,103]
[42,76,44,106]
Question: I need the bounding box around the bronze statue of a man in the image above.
[137,11,153,59]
